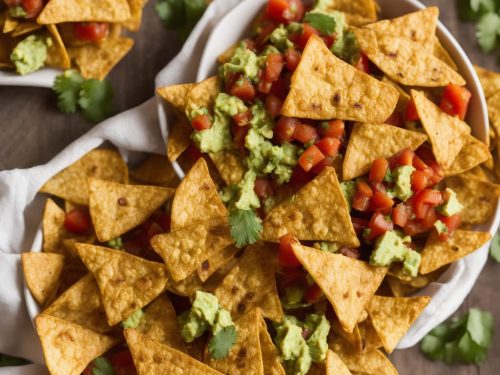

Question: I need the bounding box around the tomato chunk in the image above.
[64,208,92,235]
[298,23,320,50]
[109,350,136,375]
[298,145,325,172]
[315,137,340,157]
[412,189,444,219]
[319,119,344,139]
[230,77,256,102]
[351,217,369,234]
[419,206,438,230]
[279,233,301,267]
[74,22,109,43]
[191,114,211,131]
[438,214,461,241]
[266,0,304,23]
[265,94,283,118]
[352,181,373,212]
[21,0,45,18]
[275,116,299,143]
[411,169,429,192]
[405,99,419,121]
[370,191,394,213]
[285,48,301,71]
[389,148,414,169]
[369,158,388,183]
[310,155,335,175]
[232,110,252,127]
[355,53,370,73]
[392,203,411,227]
[293,123,319,144]
[403,219,427,236]
[440,84,472,120]
[232,123,249,152]
[366,212,394,240]
[254,178,274,199]
[304,283,322,304]
[265,53,285,82]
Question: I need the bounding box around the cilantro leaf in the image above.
[303,12,337,35]
[78,79,114,123]
[155,0,185,29]
[0,353,30,367]
[457,0,495,21]
[92,357,116,375]
[208,326,238,360]
[476,12,500,52]
[490,232,500,262]
[53,70,85,114]
[471,0,497,13]
[228,208,262,248]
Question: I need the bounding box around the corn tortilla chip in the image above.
[412,90,470,169]
[331,316,363,353]
[42,198,68,254]
[326,0,377,21]
[46,24,71,69]
[197,244,240,282]
[281,35,398,122]
[214,243,283,322]
[358,318,383,352]
[209,149,246,186]
[37,0,131,24]
[444,134,491,176]
[292,243,388,333]
[76,243,168,326]
[386,276,418,297]
[354,28,465,87]
[420,230,491,274]
[366,295,430,353]
[11,22,43,37]
[487,90,500,137]
[185,76,220,116]
[129,154,180,187]
[259,317,286,375]
[170,158,227,230]
[475,65,500,99]
[168,271,205,297]
[122,0,145,31]
[343,122,427,180]
[324,349,352,375]
[151,218,233,282]
[88,178,174,242]
[381,76,411,114]
[167,117,192,161]
[22,252,65,306]
[35,315,119,375]
[262,167,359,246]
[3,14,18,33]
[433,37,457,71]
[157,83,195,114]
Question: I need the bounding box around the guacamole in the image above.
[314,241,340,253]
[9,6,27,18]
[122,309,144,329]
[389,165,416,202]
[107,237,123,250]
[340,181,356,211]
[10,35,52,76]
[270,25,294,51]
[437,188,463,217]
[222,44,260,82]
[434,220,448,235]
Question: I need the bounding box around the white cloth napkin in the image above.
[0,0,497,373]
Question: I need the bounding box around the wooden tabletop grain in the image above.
[0,1,498,374]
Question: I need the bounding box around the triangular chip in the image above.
[37,0,131,24]
[291,243,387,332]
[331,315,362,352]
[323,0,377,21]
[129,154,180,187]
[343,122,427,180]
[197,244,240,282]
[487,90,500,137]
[124,329,223,374]
[42,273,111,333]
[151,218,233,282]
[420,230,491,274]
[157,83,195,114]
[170,158,227,230]
[358,318,383,352]
[366,7,439,52]
[209,149,246,186]
[381,76,411,113]
[412,90,470,169]
[45,24,70,70]
[434,37,457,70]
[42,198,68,254]
[325,350,352,375]
[444,134,491,176]
[22,252,64,306]
[281,35,398,122]
[214,243,283,322]
[76,243,168,325]
[40,149,128,205]
[354,28,465,87]
[208,308,264,375]
[366,295,431,353]
[185,76,220,116]
[35,314,119,375]
[262,167,359,246]
[122,0,145,31]
[259,317,286,375]
[167,117,192,161]
[475,65,500,99]
[88,178,174,242]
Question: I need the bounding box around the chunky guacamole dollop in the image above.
[389,165,416,202]
[122,309,144,329]
[10,35,52,75]
[437,188,463,217]
[222,43,260,82]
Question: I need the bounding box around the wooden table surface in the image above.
[0,1,498,374]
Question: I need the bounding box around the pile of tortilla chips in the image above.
[0,0,144,78]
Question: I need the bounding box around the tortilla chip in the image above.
[433,37,457,70]
[366,7,439,52]
[366,295,430,353]
[129,154,180,187]
[209,149,246,186]
[35,314,119,375]
[125,329,222,374]
[343,122,427,180]
[11,22,43,37]
[151,218,233,282]
[42,273,111,333]
[259,317,286,374]
[137,294,186,352]
[381,76,411,113]
[22,252,65,306]
[354,28,465,87]
[292,243,388,333]
[185,76,220,116]
[167,117,192,161]
[385,276,418,297]
[326,0,377,21]
[76,243,168,326]
[157,83,195,114]
[37,0,131,24]
[122,0,145,31]
[281,35,398,122]
[475,65,500,99]
[170,158,227,230]
[214,243,283,322]
[3,15,18,33]
[40,149,128,205]
[325,350,352,375]
[444,134,491,176]
[88,178,174,242]
[331,316,363,352]
[197,244,240,282]
[46,24,71,69]
[358,318,383,352]
[208,308,264,374]
[412,90,470,169]
[70,37,134,80]
[262,167,359,246]
[420,230,491,274]
[487,90,500,136]
[42,198,68,254]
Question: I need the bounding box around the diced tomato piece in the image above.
[21,0,44,18]
[265,94,283,118]
[64,209,92,235]
[265,53,285,82]
[405,99,419,121]
[298,145,325,172]
[412,189,444,219]
[74,22,109,43]
[321,35,335,49]
[352,181,373,212]
[315,137,340,157]
[412,155,428,171]
[355,53,370,73]
[340,246,361,259]
[293,123,319,144]
[146,222,163,244]
[304,283,323,303]
[254,178,274,199]
[319,119,344,139]
[254,20,278,46]
[403,219,427,236]
[290,164,314,186]
[298,23,320,50]
[151,211,170,232]
[109,350,136,375]
[257,80,273,94]
[310,155,335,175]
[389,148,414,169]
[385,111,404,126]
[266,0,304,23]
[370,191,394,213]
[440,84,472,120]
[233,110,252,127]
[366,212,394,240]
[275,116,299,143]
[438,214,461,241]
[230,77,256,102]
[427,160,444,185]
[369,158,389,183]
[411,169,429,192]
[279,233,301,268]
[4,0,22,6]
[419,207,438,230]
[191,114,211,131]
[185,143,203,161]
[270,76,289,100]
[392,203,411,227]
[232,123,249,152]
[369,181,386,194]
[285,48,301,71]
[351,217,369,234]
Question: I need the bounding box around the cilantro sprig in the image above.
[228,208,263,248]
[208,326,238,360]
[92,357,116,375]
[420,308,494,364]
[155,0,207,39]
[489,232,500,262]
[0,353,30,367]
[303,12,337,35]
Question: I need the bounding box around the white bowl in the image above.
[0,67,59,88]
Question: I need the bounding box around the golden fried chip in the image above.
[385,276,418,297]
[325,0,377,21]
[331,316,363,352]
[209,149,246,186]
[420,230,491,274]
[262,167,359,246]
[76,243,168,326]
[325,350,352,375]
[381,76,411,113]
[433,37,457,70]
[167,117,192,161]
[412,90,470,169]
[40,149,128,205]
[22,252,64,306]
[11,22,43,37]
[185,76,220,116]
[343,123,427,180]
[366,295,431,353]
[129,154,180,187]
[151,218,232,282]
[197,244,240,282]
[215,243,283,322]
[3,14,18,33]
[292,243,387,333]
[259,317,286,375]
[69,37,134,80]
[42,198,67,254]
[125,329,223,375]
[36,315,119,375]
[37,0,131,24]
[354,28,465,87]
[444,134,491,176]
[122,0,145,31]
[88,178,174,242]
[475,65,500,99]
[170,158,227,230]
[157,83,195,114]
[45,24,70,69]
[487,90,500,137]
[281,35,398,122]
[358,318,383,352]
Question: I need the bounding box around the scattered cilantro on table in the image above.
[0,353,30,367]
[490,232,500,262]
[91,357,116,375]
[208,325,238,360]
[155,0,208,39]
[228,208,263,248]
[420,308,494,364]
